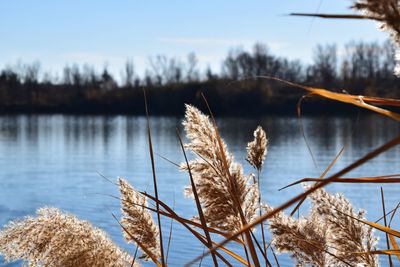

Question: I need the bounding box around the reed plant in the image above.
[1,0,400,266]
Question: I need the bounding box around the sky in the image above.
[0,0,389,81]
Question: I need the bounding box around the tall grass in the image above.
[1,0,400,266]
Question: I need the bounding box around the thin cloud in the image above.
[157,37,286,51]
[56,52,126,66]
[157,37,254,46]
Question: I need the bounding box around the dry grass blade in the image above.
[165,197,175,265]
[202,235,252,267]
[259,76,400,121]
[375,202,400,223]
[355,249,400,255]
[248,231,268,263]
[335,209,400,238]
[139,195,243,243]
[270,247,280,267]
[288,92,354,216]
[281,176,400,190]
[156,152,180,168]
[290,12,383,20]
[297,94,320,171]
[389,202,400,226]
[176,129,219,266]
[289,145,345,216]
[388,235,400,263]
[184,134,400,266]
[143,89,166,266]
[381,187,393,266]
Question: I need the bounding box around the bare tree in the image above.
[122,59,135,87]
[311,44,337,88]
[186,52,199,82]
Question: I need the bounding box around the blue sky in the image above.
[0,0,389,81]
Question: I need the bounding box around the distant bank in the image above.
[0,82,394,117]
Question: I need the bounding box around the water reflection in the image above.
[0,114,399,266]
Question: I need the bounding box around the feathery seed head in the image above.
[264,204,331,266]
[181,104,259,233]
[118,177,160,261]
[307,187,378,266]
[246,126,268,171]
[352,0,400,76]
[0,207,134,267]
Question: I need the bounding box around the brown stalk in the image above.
[143,89,166,266]
[131,244,139,267]
[249,230,268,263]
[255,169,269,266]
[381,187,394,267]
[389,203,400,227]
[184,134,400,266]
[165,197,175,265]
[201,93,261,267]
[176,128,219,266]
[270,247,280,267]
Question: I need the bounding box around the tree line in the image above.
[0,40,399,115]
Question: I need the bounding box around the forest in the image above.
[1,40,399,115]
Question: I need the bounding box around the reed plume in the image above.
[181,104,259,233]
[246,126,268,171]
[352,0,400,75]
[264,204,332,267]
[0,207,134,267]
[118,177,160,261]
[352,0,400,42]
[308,187,378,266]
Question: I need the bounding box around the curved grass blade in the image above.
[258,76,400,121]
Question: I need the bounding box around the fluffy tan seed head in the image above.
[264,204,331,267]
[118,177,160,261]
[181,104,259,233]
[308,187,378,266]
[0,207,135,267]
[246,126,268,171]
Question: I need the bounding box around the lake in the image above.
[0,113,399,266]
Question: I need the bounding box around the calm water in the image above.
[0,114,399,266]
